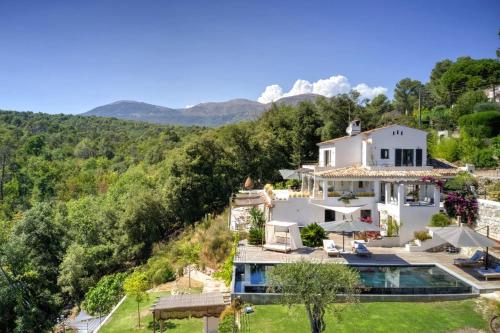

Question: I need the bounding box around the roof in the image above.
[314,165,459,179]
[317,124,424,146]
[152,292,229,320]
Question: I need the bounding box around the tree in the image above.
[393,78,423,115]
[2,202,65,332]
[83,272,127,318]
[123,271,149,328]
[452,90,488,123]
[267,260,360,333]
[180,242,200,289]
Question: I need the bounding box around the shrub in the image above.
[249,207,265,228]
[248,227,264,245]
[214,234,239,286]
[218,307,235,333]
[433,137,460,162]
[386,216,399,237]
[472,148,498,168]
[444,172,477,193]
[151,263,176,285]
[429,213,451,227]
[300,223,326,247]
[83,272,127,316]
[459,111,500,138]
[414,231,432,242]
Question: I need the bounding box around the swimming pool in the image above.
[233,263,473,295]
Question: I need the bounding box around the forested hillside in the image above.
[0,55,499,332]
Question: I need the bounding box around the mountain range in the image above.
[82,93,321,126]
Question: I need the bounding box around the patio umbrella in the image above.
[318,220,382,252]
[433,225,498,269]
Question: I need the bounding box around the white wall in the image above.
[271,198,324,226]
[333,135,363,167]
[378,202,440,245]
[368,126,427,167]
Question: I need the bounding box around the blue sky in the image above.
[0,1,499,114]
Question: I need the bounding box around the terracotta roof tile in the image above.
[314,165,458,179]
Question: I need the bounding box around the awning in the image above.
[432,225,497,248]
[311,203,365,214]
[318,220,382,233]
[267,220,297,227]
[279,168,312,180]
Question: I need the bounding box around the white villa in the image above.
[269,121,459,246]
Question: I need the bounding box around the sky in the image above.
[0,0,499,114]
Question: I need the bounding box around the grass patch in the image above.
[101,297,489,333]
[99,291,202,333]
[245,300,488,333]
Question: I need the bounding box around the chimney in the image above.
[346,120,361,136]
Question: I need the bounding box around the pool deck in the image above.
[235,240,500,293]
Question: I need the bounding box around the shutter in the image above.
[416,149,422,166]
[395,149,402,166]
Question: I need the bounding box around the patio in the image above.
[234,238,500,293]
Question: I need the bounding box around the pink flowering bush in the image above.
[444,192,478,225]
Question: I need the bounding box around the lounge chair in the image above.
[355,243,372,257]
[475,266,500,281]
[323,240,340,257]
[454,251,485,267]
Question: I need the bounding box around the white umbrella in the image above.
[319,220,382,251]
[434,225,498,269]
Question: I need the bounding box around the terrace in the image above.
[234,238,500,293]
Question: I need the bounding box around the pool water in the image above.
[233,264,472,295]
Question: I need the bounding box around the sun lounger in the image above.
[454,250,484,267]
[475,266,500,281]
[323,239,340,257]
[355,243,372,257]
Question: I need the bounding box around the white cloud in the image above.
[257,84,284,103]
[353,83,387,100]
[257,75,386,103]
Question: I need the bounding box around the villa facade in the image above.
[270,121,459,245]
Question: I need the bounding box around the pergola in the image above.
[151,292,230,333]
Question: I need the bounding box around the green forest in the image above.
[0,55,499,332]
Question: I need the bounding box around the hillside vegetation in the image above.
[0,55,499,332]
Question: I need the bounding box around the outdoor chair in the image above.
[323,239,340,257]
[454,250,484,267]
[475,266,500,281]
[355,243,372,257]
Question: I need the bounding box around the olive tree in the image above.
[267,260,360,333]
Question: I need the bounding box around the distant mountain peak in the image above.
[82,94,321,127]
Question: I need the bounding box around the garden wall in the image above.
[476,199,500,241]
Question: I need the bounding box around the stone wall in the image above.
[476,199,500,241]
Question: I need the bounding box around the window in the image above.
[323,150,330,166]
[402,149,414,166]
[358,181,363,188]
[380,149,389,159]
[395,149,414,166]
[416,148,423,166]
[395,149,402,166]
[325,209,336,222]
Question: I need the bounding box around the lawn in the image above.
[246,301,489,333]
[100,298,490,333]
[99,291,203,333]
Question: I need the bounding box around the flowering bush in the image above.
[421,176,444,189]
[444,192,478,225]
[360,216,373,223]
